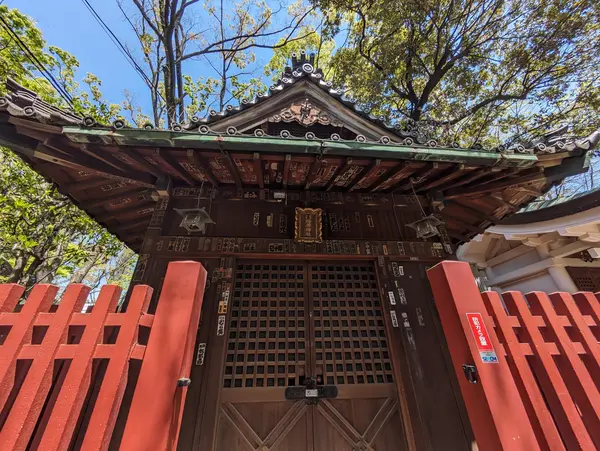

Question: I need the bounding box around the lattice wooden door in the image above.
[215,261,407,451]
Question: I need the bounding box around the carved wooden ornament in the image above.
[294,207,323,243]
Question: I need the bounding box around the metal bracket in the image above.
[285,376,338,404]
[462,364,478,384]
[177,378,191,387]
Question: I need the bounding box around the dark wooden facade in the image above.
[2,53,600,450]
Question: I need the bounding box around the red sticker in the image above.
[466,313,498,363]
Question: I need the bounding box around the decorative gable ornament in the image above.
[269,98,343,128]
[175,207,215,233]
[407,215,444,239]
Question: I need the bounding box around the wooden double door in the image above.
[215,261,409,450]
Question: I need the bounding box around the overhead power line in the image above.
[0,14,75,107]
[79,0,166,105]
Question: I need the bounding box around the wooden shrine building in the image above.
[1,52,600,450]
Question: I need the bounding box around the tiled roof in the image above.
[1,51,599,156]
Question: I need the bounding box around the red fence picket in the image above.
[0,260,206,451]
[428,261,600,451]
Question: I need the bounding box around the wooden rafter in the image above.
[152,149,195,186]
[442,168,496,190]
[325,158,351,191]
[490,195,519,211]
[441,210,486,234]
[114,217,150,233]
[461,167,519,189]
[446,169,546,198]
[516,186,542,197]
[180,151,209,184]
[347,159,380,192]
[394,163,441,193]
[186,150,218,187]
[119,148,165,178]
[13,141,155,188]
[96,201,155,223]
[221,151,242,188]
[61,178,109,193]
[371,162,420,192]
[253,153,264,189]
[446,200,499,225]
[446,229,471,242]
[282,154,292,189]
[41,138,80,157]
[417,164,466,192]
[79,143,129,172]
[44,138,129,175]
[304,157,323,190]
[87,188,150,209]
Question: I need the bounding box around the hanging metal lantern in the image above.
[174,207,215,233]
[407,215,443,239]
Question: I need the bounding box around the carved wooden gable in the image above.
[269,98,343,128]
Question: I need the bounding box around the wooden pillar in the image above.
[427,261,539,451]
[120,261,208,451]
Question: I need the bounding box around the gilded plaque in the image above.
[294,208,323,243]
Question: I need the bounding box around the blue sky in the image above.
[6,0,303,118]
[7,0,154,112]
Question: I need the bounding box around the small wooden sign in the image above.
[294,208,323,243]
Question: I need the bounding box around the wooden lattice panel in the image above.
[567,266,600,292]
[225,263,307,388]
[310,263,394,385]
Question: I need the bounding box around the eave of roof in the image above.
[62,126,539,168]
[502,186,600,225]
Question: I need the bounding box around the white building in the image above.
[458,188,600,293]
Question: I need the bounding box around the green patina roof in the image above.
[62,127,538,168]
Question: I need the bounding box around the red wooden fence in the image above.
[0,260,206,451]
[428,261,600,451]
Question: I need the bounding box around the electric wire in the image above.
[0,14,75,107]
[79,0,167,106]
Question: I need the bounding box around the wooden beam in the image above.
[417,164,466,192]
[446,229,470,242]
[490,195,519,211]
[440,211,486,234]
[446,169,546,199]
[121,231,145,243]
[441,168,497,191]
[394,163,440,193]
[347,159,380,192]
[152,149,195,186]
[325,158,351,191]
[96,202,155,223]
[186,150,218,187]
[45,138,129,174]
[516,186,542,197]
[304,157,323,190]
[282,154,292,189]
[548,240,591,258]
[87,188,150,209]
[119,148,164,178]
[253,152,264,189]
[221,151,242,188]
[14,142,155,188]
[447,200,499,225]
[79,143,129,172]
[371,162,421,192]
[115,217,151,233]
[487,243,535,267]
[62,178,109,193]
[469,168,520,188]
